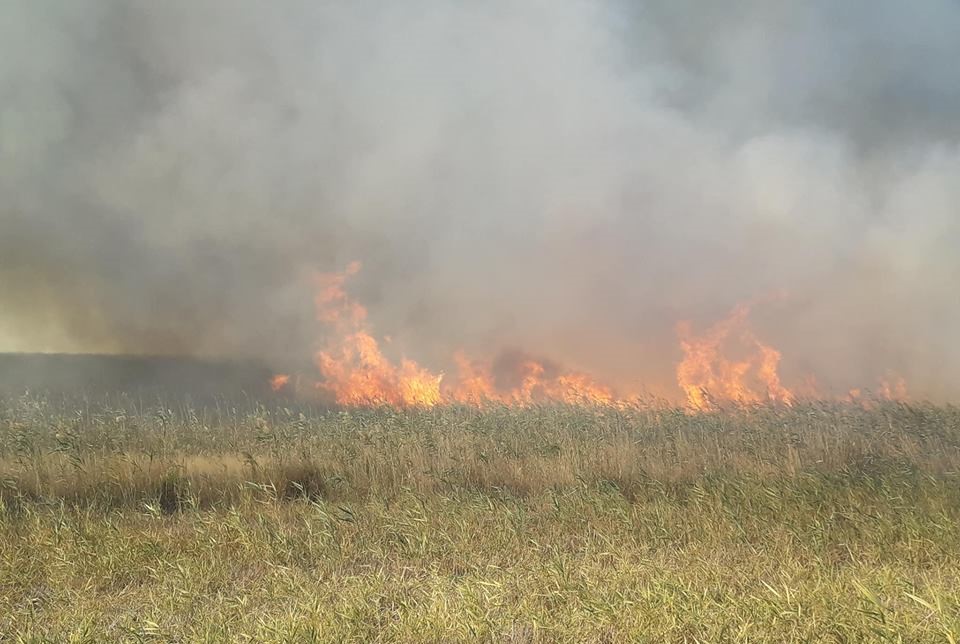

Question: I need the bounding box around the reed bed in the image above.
[1,394,959,641]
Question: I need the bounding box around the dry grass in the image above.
[1,395,959,641]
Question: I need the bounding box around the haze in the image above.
[2,0,959,400]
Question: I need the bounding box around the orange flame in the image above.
[288,263,613,407]
[847,372,909,407]
[309,265,442,407]
[270,374,291,392]
[271,262,911,410]
[676,303,794,410]
[446,353,614,406]
[878,372,908,401]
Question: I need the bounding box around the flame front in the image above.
[878,372,908,401]
[848,372,910,404]
[676,303,794,410]
[299,263,613,407]
[274,262,910,409]
[446,353,614,406]
[270,374,291,392]
[310,264,442,407]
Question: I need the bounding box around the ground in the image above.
[1,398,958,642]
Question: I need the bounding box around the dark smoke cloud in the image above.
[2,0,959,399]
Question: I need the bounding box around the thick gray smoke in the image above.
[2,0,959,399]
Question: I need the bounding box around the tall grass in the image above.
[1,394,959,641]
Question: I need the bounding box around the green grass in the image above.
[1,396,959,642]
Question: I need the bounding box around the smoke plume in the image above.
[2,0,959,400]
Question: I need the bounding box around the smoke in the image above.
[2,0,959,399]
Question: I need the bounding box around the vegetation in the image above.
[1,394,959,642]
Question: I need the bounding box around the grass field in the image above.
[1,395,959,642]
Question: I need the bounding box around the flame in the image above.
[309,265,442,407]
[270,374,291,392]
[271,262,911,410]
[846,372,909,406]
[446,352,500,405]
[878,372,909,401]
[877,370,910,402]
[446,353,614,406]
[289,263,613,407]
[676,303,794,410]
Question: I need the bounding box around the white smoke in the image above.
[2,0,959,399]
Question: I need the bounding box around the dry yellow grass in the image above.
[1,396,959,641]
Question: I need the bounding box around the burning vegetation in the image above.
[272,263,908,409]
[676,303,794,411]
[274,262,614,407]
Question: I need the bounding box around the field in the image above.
[1,395,960,642]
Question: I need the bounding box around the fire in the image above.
[676,303,794,410]
[878,372,908,401]
[270,374,291,392]
[446,352,500,405]
[446,352,614,406]
[273,262,911,410]
[309,265,442,407]
[848,372,909,403]
[294,263,614,407]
